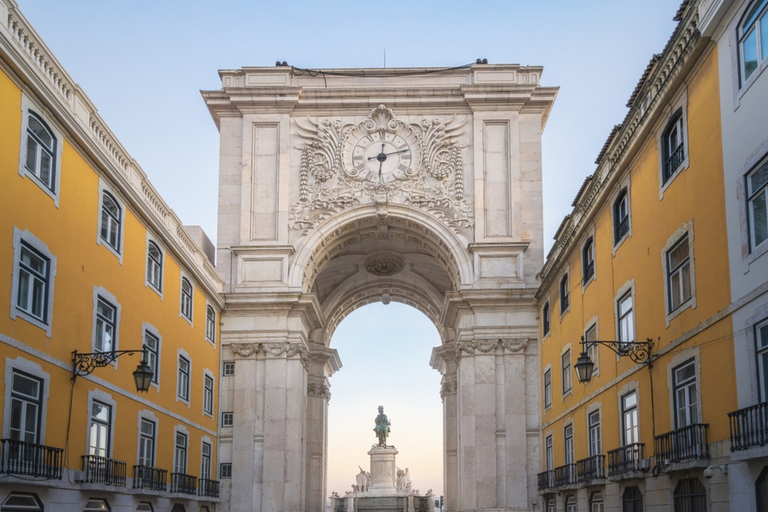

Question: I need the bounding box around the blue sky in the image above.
[14,0,682,498]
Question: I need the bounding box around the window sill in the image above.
[665,297,695,327]
[659,158,689,200]
[582,274,596,293]
[11,308,52,338]
[145,281,163,301]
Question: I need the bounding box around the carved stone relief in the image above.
[455,338,530,360]
[230,342,309,368]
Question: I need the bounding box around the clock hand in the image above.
[383,149,410,156]
[378,159,383,183]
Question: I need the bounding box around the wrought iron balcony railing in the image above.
[664,143,685,181]
[537,470,554,491]
[553,463,577,487]
[0,438,63,479]
[654,423,709,464]
[82,455,126,486]
[615,216,629,241]
[607,443,644,476]
[170,472,198,495]
[133,465,168,491]
[583,262,595,283]
[576,454,605,483]
[729,401,768,451]
[198,477,220,498]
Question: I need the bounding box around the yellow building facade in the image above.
[0,2,224,511]
[536,2,738,510]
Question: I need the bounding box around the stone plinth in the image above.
[367,445,398,495]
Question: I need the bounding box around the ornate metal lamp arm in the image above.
[580,337,653,366]
[72,348,147,380]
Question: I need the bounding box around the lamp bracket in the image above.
[72,349,146,380]
[581,337,653,365]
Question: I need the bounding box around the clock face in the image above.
[343,127,420,183]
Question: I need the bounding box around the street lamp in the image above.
[72,348,154,392]
[574,336,653,384]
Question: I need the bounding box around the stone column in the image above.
[430,345,458,512]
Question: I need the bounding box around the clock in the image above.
[343,124,421,183]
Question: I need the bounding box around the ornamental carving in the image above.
[440,378,457,399]
[290,105,473,241]
[231,343,260,358]
[455,338,530,360]
[500,338,529,353]
[365,257,404,277]
[307,382,332,402]
[263,342,310,369]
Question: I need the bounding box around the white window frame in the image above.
[560,273,570,316]
[666,349,703,431]
[738,0,768,88]
[173,425,189,474]
[136,410,158,467]
[205,305,216,345]
[561,347,572,397]
[615,281,636,345]
[590,491,605,512]
[545,434,554,471]
[200,437,212,480]
[96,180,125,262]
[588,410,602,457]
[662,222,697,325]
[203,370,215,417]
[564,422,574,465]
[177,350,191,405]
[657,95,690,195]
[180,275,193,324]
[584,319,599,377]
[221,412,234,427]
[18,95,63,204]
[756,318,768,401]
[747,155,768,253]
[143,323,161,389]
[543,366,552,410]
[91,287,121,361]
[145,236,164,297]
[621,390,639,446]
[2,358,50,442]
[10,228,57,336]
[542,301,551,339]
[222,362,235,377]
[582,235,596,289]
[85,389,116,459]
[613,186,631,249]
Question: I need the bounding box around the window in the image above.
[24,113,57,191]
[618,292,635,343]
[622,486,643,512]
[614,188,630,244]
[143,330,159,384]
[739,0,768,84]
[564,424,574,465]
[590,491,605,512]
[138,418,155,466]
[222,412,234,427]
[565,496,576,512]
[147,241,163,292]
[662,109,686,183]
[88,401,112,458]
[543,369,552,408]
[582,237,595,283]
[16,243,50,322]
[83,499,110,512]
[180,278,193,321]
[100,192,122,253]
[201,442,212,480]
[585,323,599,375]
[667,235,692,312]
[546,498,555,512]
[220,463,232,479]
[562,350,572,395]
[137,503,154,512]
[9,371,43,443]
[0,492,44,512]
[174,432,188,473]
[560,274,570,314]
[177,356,190,401]
[588,410,602,457]
[673,359,698,428]
[622,391,639,446]
[545,435,554,471]
[206,306,216,343]
[757,320,768,401]
[222,362,235,376]
[748,156,768,250]
[757,466,768,511]
[203,374,214,416]
[673,478,706,511]
[94,297,117,353]
[542,302,550,336]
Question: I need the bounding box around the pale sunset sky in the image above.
[15,0,682,499]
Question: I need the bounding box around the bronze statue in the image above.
[373,405,391,446]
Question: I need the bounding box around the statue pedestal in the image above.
[367,445,398,496]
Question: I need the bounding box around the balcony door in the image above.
[9,372,42,444]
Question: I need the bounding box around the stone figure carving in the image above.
[356,466,368,492]
[396,467,412,492]
[373,405,391,446]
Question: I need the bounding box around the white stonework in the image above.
[203,63,557,512]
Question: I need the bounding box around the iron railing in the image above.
[583,262,595,283]
[553,463,577,487]
[607,443,644,476]
[537,470,554,490]
[664,143,685,181]
[133,465,168,491]
[576,454,605,483]
[615,216,629,241]
[81,455,126,486]
[198,477,220,498]
[654,423,709,464]
[729,401,768,451]
[170,472,198,495]
[0,439,63,479]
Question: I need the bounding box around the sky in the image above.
[13,0,682,500]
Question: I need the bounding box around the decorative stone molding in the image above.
[231,343,260,358]
[365,256,404,277]
[307,382,332,403]
[440,376,458,399]
[263,342,310,369]
[500,338,529,353]
[455,338,530,360]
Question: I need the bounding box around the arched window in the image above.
[673,478,706,511]
[565,495,576,512]
[25,113,57,191]
[100,192,122,252]
[622,486,643,512]
[590,491,605,512]
[546,497,555,512]
[740,0,768,84]
[560,274,570,314]
[180,278,193,320]
[206,306,216,343]
[613,188,630,244]
[661,108,686,183]
[147,241,163,291]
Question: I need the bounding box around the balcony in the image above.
[81,455,126,486]
[729,402,768,452]
[607,443,644,477]
[537,470,554,491]
[576,454,605,483]
[553,463,577,487]
[170,472,198,495]
[198,478,220,498]
[664,143,685,181]
[0,439,63,479]
[654,423,709,464]
[133,465,168,492]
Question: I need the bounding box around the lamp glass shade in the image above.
[575,352,595,383]
[133,361,154,392]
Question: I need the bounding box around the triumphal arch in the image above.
[202,63,557,512]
